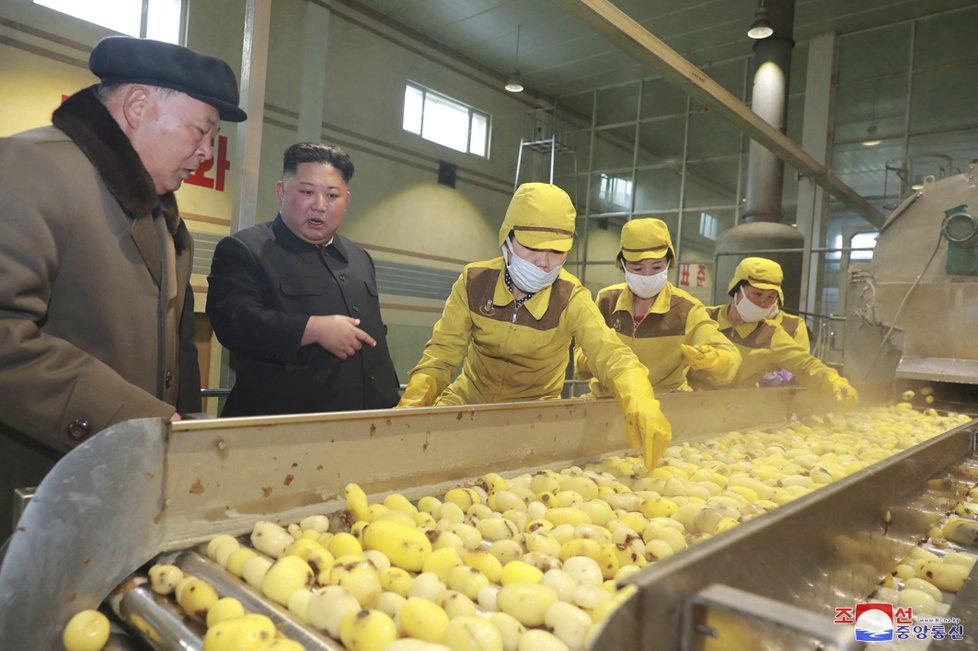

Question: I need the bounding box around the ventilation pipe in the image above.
[714,0,805,309]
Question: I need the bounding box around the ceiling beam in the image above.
[555,0,885,227]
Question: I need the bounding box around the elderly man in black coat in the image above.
[206,143,399,416]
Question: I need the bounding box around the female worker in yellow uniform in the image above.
[574,218,740,393]
[397,183,672,469]
[700,257,858,406]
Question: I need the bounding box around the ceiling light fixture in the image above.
[747,3,774,40]
[862,125,881,147]
[505,25,524,93]
[862,83,881,146]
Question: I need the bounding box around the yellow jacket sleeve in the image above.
[405,271,473,396]
[769,327,840,392]
[573,345,593,379]
[793,319,811,351]
[683,303,741,386]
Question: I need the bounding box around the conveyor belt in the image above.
[2,385,975,649]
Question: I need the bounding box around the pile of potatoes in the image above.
[873,481,978,618]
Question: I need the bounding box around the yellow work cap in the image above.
[619,218,675,262]
[727,257,784,302]
[498,183,576,252]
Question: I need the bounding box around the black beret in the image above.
[89,36,247,123]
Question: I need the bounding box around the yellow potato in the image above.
[63,609,110,651]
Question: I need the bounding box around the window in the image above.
[699,212,719,240]
[403,83,490,157]
[828,232,877,260]
[34,0,183,42]
[598,174,632,208]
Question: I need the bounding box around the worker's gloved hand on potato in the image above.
[396,373,440,408]
[680,343,726,372]
[611,368,673,470]
[831,377,859,408]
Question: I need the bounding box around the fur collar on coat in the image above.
[51,86,188,252]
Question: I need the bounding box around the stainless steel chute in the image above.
[1,386,975,649]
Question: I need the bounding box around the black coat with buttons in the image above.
[206,215,400,416]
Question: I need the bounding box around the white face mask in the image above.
[736,287,777,322]
[503,240,562,294]
[624,268,669,299]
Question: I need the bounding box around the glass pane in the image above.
[146,0,182,42]
[469,112,488,157]
[422,93,469,153]
[555,130,589,176]
[789,42,808,97]
[591,125,636,172]
[686,110,741,160]
[589,173,633,214]
[782,162,800,222]
[850,231,878,261]
[640,77,687,119]
[557,91,595,126]
[703,59,747,100]
[402,85,423,134]
[678,208,732,304]
[596,82,640,126]
[35,0,142,36]
[834,76,907,144]
[637,115,685,166]
[634,167,681,212]
[831,138,904,201]
[837,24,911,82]
[910,62,978,133]
[679,208,736,255]
[584,218,627,287]
[914,8,978,69]
[906,133,973,186]
[683,158,740,209]
[556,176,587,211]
[516,147,553,186]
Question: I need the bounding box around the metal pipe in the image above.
[175,550,344,650]
[744,0,796,223]
[712,246,876,255]
[109,577,204,651]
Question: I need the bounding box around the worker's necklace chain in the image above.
[503,269,536,308]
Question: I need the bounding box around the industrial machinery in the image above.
[846,164,978,397]
[1,385,976,650]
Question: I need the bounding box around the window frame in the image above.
[402,81,492,159]
[33,0,185,42]
[699,211,719,240]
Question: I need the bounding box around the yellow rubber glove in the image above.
[397,373,441,408]
[681,344,724,372]
[610,368,673,470]
[831,378,859,408]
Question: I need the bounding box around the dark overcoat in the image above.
[207,216,399,416]
[0,88,200,538]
